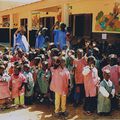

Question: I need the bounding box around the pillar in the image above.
[61,4,69,27]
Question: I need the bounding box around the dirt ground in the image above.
[0,104,120,120]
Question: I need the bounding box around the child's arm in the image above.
[19,82,25,90]
[19,74,26,90]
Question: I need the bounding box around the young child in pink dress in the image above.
[50,57,70,117]
[82,56,100,115]
[9,65,26,109]
[0,65,11,110]
[73,49,87,107]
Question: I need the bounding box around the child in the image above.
[37,61,51,103]
[23,64,34,105]
[82,56,100,115]
[102,54,120,109]
[9,65,26,109]
[0,65,11,110]
[97,69,115,115]
[73,49,87,107]
[50,57,70,117]
[66,55,75,103]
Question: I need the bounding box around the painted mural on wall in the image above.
[2,15,10,27]
[32,12,40,30]
[95,2,120,32]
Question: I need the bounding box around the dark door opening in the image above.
[20,18,28,38]
[69,14,92,38]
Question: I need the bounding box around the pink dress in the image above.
[74,57,87,84]
[102,65,120,94]
[9,73,26,98]
[82,66,100,97]
[50,67,70,95]
[0,74,11,99]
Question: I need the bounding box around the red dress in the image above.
[9,73,26,98]
[0,73,11,101]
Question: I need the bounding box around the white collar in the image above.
[104,79,113,87]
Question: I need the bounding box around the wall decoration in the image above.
[32,12,40,30]
[2,15,10,27]
[95,2,120,32]
[13,13,19,28]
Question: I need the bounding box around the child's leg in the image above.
[61,95,67,112]
[79,84,85,103]
[55,93,61,113]
[74,85,80,106]
[14,97,20,105]
[84,97,90,111]
[19,95,25,105]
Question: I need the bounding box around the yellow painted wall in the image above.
[69,0,117,32]
[0,0,119,33]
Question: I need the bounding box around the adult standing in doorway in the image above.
[35,27,49,49]
[53,23,67,50]
[13,26,29,53]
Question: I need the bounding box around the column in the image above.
[9,14,13,48]
[61,4,69,27]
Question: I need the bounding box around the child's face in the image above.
[61,60,66,68]
[23,67,29,72]
[14,68,20,75]
[88,59,94,66]
[42,64,48,71]
[103,73,110,80]
[77,51,83,59]
[0,68,4,75]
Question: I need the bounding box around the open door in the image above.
[69,14,92,38]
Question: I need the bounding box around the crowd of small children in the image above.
[0,22,120,118]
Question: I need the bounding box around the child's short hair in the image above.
[14,65,21,72]
[87,56,96,65]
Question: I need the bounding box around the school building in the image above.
[0,0,120,47]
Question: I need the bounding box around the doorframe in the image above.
[69,13,93,38]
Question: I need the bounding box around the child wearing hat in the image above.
[97,69,115,115]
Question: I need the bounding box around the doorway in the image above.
[69,14,92,38]
[20,18,28,38]
[40,17,55,39]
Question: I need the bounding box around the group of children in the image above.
[0,41,119,117]
[0,22,120,118]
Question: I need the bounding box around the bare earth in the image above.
[0,104,120,120]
